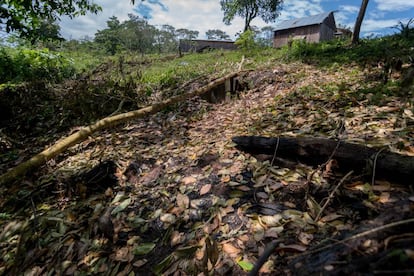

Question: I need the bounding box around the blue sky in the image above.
[60,0,414,40]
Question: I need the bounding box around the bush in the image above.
[0,48,15,83]
[235,30,259,53]
[0,47,76,84]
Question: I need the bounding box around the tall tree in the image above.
[120,14,156,55]
[220,0,283,32]
[95,16,123,54]
[206,29,231,40]
[351,0,369,45]
[154,25,178,53]
[176,28,199,40]
[0,0,101,40]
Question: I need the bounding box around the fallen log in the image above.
[0,71,241,186]
[232,136,414,184]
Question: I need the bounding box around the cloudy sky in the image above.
[60,0,414,40]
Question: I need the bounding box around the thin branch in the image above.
[371,147,387,186]
[306,138,342,200]
[315,170,353,221]
[270,137,280,167]
[248,240,279,276]
[300,218,414,256]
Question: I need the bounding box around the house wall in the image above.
[319,23,335,41]
[273,25,321,48]
[179,40,237,53]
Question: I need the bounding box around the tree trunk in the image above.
[0,71,240,186]
[232,136,414,184]
[351,0,369,45]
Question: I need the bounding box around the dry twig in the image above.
[315,170,353,221]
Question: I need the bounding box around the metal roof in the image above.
[274,12,333,31]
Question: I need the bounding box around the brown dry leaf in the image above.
[133,259,148,268]
[264,226,284,238]
[260,215,283,227]
[199,184,212,195]
[378,192,391,203]
[236,185,251,192]
[176,193,190,209]
[160,213,177,225]
[221,242,241,258]
[195,238,206,261]
[182,176,197,185]
[140,166,162,186]
[203,217,220,234]
[298,232,314,246]
[221,175,231,183]
[259,260,275,274]
[320,213,343,223]
[269,181,283,191]
[254,174,267,188]
[238,234,250,242]
[170,231,185,247]
[256,192,269,199]
[306,196,321,219]
[253,223,265,241]
[112,247,133,262]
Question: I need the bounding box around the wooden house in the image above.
[179,39,237,53]
[273,12,337,48]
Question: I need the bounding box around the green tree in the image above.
[235,29,258,52]
[206,29,231,40]
[120,14,156,55]
[0,0,101,40]
[220,0,283,32]
[176,28,199,40]
[154,25,178,53]
[95,16,123,54]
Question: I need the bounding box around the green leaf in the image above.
[153,254,175,275]
[175,245,200,258]
[111,198,131,215]
[237,260,254,271]
[133,243,156,255]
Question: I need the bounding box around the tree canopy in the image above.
[0,0,101,39]
[206,29,231,40]
[220,0,283,32]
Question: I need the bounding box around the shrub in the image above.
[0,47,76,84]
[235,30,259,53]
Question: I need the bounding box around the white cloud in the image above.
[278,0,324,21]
[147,0,243,39]
[339,5,359,14]
[60,0,135,39]
[59,0,318,40]
[362,18,407,33]
[334,5,359,28]
[58,0,414,40]
[374,0,414,12]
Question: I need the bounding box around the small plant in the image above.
[235,30,258,53]
[392,18,414,38]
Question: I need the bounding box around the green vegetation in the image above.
[0,0,101,40]
[0,47,75,85]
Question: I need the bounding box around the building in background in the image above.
[273,11,337,48]
[179,39,237,53]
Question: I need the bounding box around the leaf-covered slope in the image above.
[1,60,413,275]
